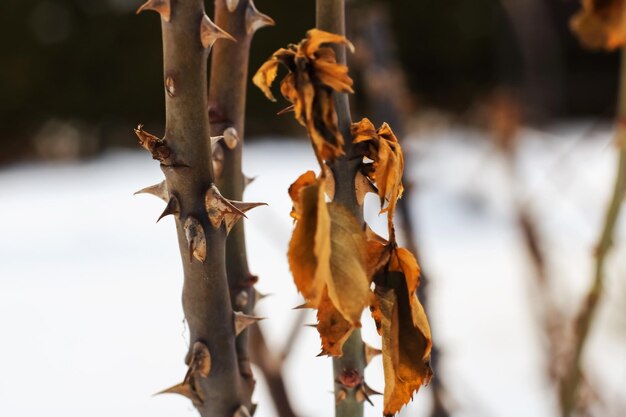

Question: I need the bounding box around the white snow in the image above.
[0,124,625,417]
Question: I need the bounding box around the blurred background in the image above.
[1,0,626,417]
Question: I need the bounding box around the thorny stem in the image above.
[559,45,626,416]
[209,2,299,416]
[209,0,256,401]
[316,1,366,417]
[155,0,243,415]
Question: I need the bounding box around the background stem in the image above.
[559,45,626,417]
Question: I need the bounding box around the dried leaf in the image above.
[571,0,626,50]
[253,29,355,163]
[287,175,329,306]
[352,119,404,236]
[317,289,354,356]
[364,227,392,280]
[326,203,370,325]
[376,276,432,416]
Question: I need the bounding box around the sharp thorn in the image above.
[229,200,267,214]
[245,0,275,35]
[244,175,257,188]
[201,15,236,49]
[233,405,252,417]
[364,343,382,365]
[234,312,264,336]
[136,0,171,22]
[134,181,168,202]
[157,196,180,223]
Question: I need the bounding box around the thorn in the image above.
[364,343,382,365]
[229,201,267,214]
[157,196,180,223]
[134,181,168,202]
[364,383,382,397]
[184,217,206,263]
[316,349,329,357]
[210,135,225,147]
[183,341,212,384]
[244,175,257,188]
[293,301,315,310]
[254,289,269,303]
[226,0,240,13]
[245,0,275,35]
[305,324,318,329]
[249,403,258,416]
[355,386,373,406]
[155,382,203,406]
[200,15,236,49]
[136,0,171,22]
[234,311,264,336]
[276,105,295,115]
[222,127,239,150]
[233,405,252,417]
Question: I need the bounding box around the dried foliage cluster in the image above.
[571,0,626,50]
[254,29,432,416]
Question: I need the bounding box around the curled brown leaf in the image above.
[253,29,355,163]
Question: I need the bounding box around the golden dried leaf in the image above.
[571,0,626,50]
[376,278,432,416]
[253,29,355,163]
[326,203,370,325]
[287,175,329,307]
[364,227,392,280]
[352,119,404,236]
[317,289,354,356]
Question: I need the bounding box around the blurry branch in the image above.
[249,324,299,417]
[348,4,449,417]
[559,45,626,417]
[499,0,564,122]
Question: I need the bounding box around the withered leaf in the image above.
[326,202,370,325]
[287,174,329,307]
[352,118,404,236]
[376,276,432,416]
[253,29,355,163]
[571,0,626,50]
[317,289,354,357]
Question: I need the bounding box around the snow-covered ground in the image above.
[1,123,625,417]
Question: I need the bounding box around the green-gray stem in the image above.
[316,1,366,416]
[209,0,256,400]
[559,45,626,416]
[159,0,243,415]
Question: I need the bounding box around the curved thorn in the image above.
[245,0,275,35]
[157,196,180,223]
[234,311,264,336]
[364,343,382,365]
[277,105,295,115]
[134,181,168,202]
[136,0,171,22]
[200,15,236,49]
[234,405,252,417]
